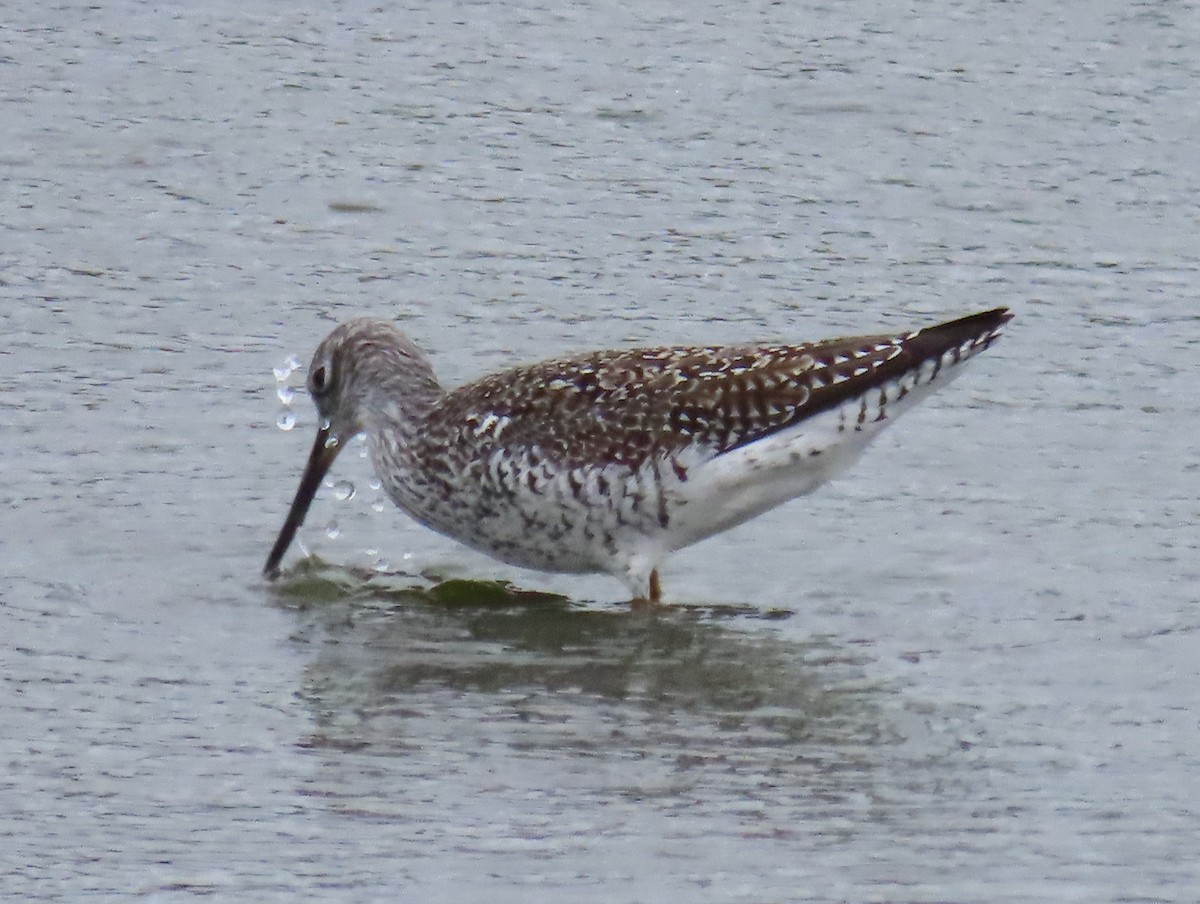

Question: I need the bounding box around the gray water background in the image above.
[3,0,1199,900]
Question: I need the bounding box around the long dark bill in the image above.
[263,424,342,580]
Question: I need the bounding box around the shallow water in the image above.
[4,0,1200,900]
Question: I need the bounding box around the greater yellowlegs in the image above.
[264,308,1012,601]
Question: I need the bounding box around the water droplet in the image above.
[332,480,355,501]
[325,520,340,539]
[371,557,389,573]
[371,501,386,513]
[273,355,302,382]
[368,478,382,491]
[276,411,296,431]
[276,385,295,405]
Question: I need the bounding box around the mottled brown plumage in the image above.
[265,308,1012,601]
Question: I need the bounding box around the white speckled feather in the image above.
[265,309,1013,600]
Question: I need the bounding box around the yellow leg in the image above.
[627,566,664,609]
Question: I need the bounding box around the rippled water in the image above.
[4,0,1199,900]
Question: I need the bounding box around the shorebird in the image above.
[264,308,1011,602]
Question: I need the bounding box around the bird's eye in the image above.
[309,364,330,395]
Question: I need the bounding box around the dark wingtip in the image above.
[935,307,1013,333]
[912,307,1013,355]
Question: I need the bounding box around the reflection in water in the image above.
[264,567,1013,895]
[273,563,905,816]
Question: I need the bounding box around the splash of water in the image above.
[274,353,303,434]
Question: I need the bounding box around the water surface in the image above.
[3,0,1199,900]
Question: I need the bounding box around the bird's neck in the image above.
[359,352,445,521]
[360,355,443,444]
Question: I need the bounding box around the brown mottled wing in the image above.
[439,308,1012,469]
